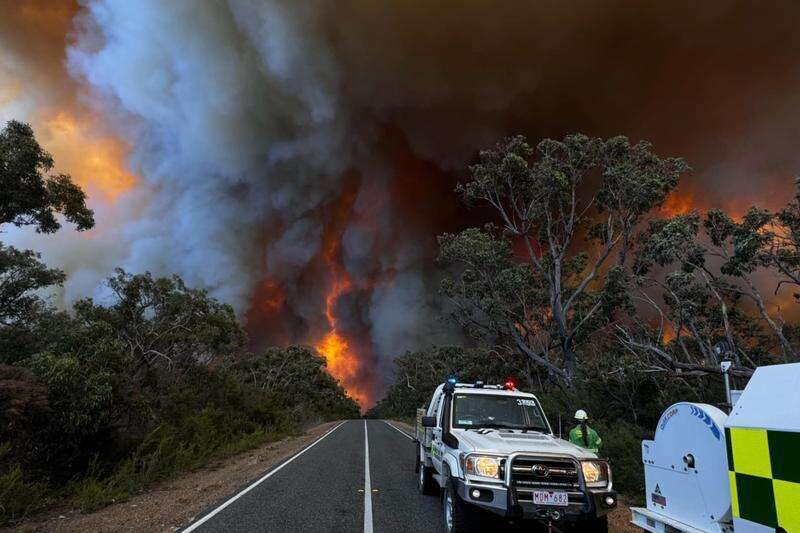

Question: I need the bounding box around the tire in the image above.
[442,481,475,533]
[416,446,438,496]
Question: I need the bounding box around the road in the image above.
[179,419,521,533]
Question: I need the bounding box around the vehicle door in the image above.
[431,393,447,474]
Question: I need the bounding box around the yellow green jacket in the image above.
[569,425,602,453]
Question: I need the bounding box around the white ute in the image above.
[415,379,618,533]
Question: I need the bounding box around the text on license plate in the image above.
[532,490,569,506]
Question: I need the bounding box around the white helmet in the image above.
[574,409,589,421]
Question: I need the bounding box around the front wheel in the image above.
[443,482,475,533]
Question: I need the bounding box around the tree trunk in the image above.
[746,278,798,362]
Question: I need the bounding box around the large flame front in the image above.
[314,190,370,408]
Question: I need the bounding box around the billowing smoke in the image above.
[3,0,800,404]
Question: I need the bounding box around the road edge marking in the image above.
[382,420,414,441]
[181,420,347,532]
[364,420,373,533]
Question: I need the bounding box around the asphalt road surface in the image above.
[179,419,527,533]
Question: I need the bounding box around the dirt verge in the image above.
[5,422,339,533]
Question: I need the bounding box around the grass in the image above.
[64,413,291,513]
[1,413,296,524]
[0,466,49,523]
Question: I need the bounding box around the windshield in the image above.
[452,394,549,432]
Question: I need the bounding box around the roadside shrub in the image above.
[69,473,129,513]
[0,341,353,525]
[591,419,646,496]
[0,465,48,523]
[24,353,116,480]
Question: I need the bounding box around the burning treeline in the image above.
[3,1,800,407]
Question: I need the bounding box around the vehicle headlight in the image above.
[465,455,501,479]
[581,461,610,488]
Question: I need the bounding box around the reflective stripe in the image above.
[729,471,739,518]
[730,428,772,479]
[774,479,800,532]
[728,428,800,532]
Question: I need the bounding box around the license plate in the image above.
[532,490,569,506]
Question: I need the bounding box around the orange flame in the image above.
[314,189,370,408]
[315,279,370,406]
[661,189,695,216]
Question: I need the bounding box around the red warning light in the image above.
[504,379,517,390]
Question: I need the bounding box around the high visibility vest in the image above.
[569,425,602,453]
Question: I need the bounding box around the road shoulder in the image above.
[389,420,415,436]
[6,422,340,533]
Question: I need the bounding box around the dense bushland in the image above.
[0,272,358,523]
[0,121,359,523]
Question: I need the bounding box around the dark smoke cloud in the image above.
[4,0,800,399]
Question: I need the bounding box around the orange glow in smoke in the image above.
[257,280,286,315]
[41,111,138,200]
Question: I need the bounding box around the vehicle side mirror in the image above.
[421,416,437,428]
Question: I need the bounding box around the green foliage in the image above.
[23,353,116,480]
[0,244,65,330]
[446,133,687,384]
[0,120,94,233]
[231,345,361,419]
[0,465,48,523]
[591,420,645,495]
[75,269,247,372]
[634,214,705,275]
[628,199,800,371]
[69,475,129,513]
[0,273,356,524]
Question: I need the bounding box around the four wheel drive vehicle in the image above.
[415,379,617,533]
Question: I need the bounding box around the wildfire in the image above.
[257,280,286,315]
[661,189,695,216]
[315,278,370,407]
[316,272,355,385]
[314,189,370,408]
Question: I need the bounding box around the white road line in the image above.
[382,420,414,441]
[181,421,347,533]
[363,420,374,533]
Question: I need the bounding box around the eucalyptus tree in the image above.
[0,120,94,233]
[0,120,94,358]
[439,134,687,385]
[623,206,799,378]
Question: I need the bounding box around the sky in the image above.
[2,0,800,405]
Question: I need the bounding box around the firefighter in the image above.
[569,410,602,454]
